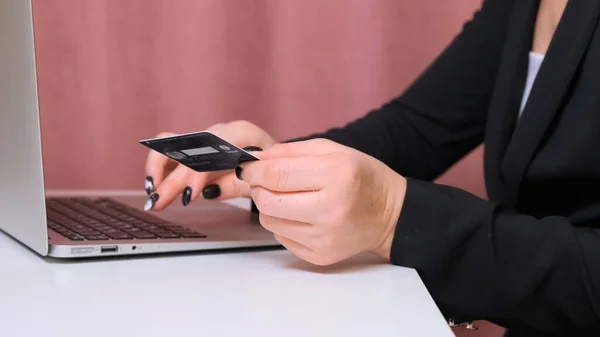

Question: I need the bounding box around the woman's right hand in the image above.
[143,120,278,211]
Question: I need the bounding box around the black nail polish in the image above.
[250,200,259,213]
[242,146,263,152]
[182,186,192,206]
[202,185,221,199]
[145,176,154,195]
[235,166,243,180]
[144,193,159,211]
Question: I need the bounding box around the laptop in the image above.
[0,0,279,258]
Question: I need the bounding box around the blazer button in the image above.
[460,321,478,330]
[447,319,478,330]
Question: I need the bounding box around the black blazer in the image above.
[290,0,600,336]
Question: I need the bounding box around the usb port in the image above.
[100,246,118,253]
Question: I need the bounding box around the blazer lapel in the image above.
[484,0,537,203]
[500,0,600,203]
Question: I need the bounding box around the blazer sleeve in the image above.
[289,0,514,180]
[280,0,600,333]
[393,178,600,334]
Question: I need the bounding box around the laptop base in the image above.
[46,194,279,259]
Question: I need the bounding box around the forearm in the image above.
[287,98,483,181]
[389,178,600,334]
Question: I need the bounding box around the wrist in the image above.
[372,174,406,261]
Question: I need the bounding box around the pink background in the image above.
[32,0,498,334]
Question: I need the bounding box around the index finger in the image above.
[146,132,177,186]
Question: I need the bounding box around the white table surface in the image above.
[0,192,454,337]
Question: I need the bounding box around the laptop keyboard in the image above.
[46,197,206,241]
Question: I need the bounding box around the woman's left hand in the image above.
[238,138,407,266]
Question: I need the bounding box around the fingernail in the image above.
[182,186,192,206]
[242,146,263,152]
[202,184,221,199]
[144,193,159,211]
[145,176,154,195]
[235,166,243,180]
[250,200,259,213]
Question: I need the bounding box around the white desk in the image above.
[0,193,454,337]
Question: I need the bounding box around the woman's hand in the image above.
[143,120,277,211]
[238,138,407,265]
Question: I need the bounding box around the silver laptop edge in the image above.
[0,0,278,258]
[0,0,49,256]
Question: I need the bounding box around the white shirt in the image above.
[519,51,545,117]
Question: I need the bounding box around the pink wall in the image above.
[32,1,497,333]
[32,0,485,196]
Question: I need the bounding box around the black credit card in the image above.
[139,131,260,172]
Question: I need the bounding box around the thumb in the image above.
[258,138,343,160]
[205,172,251,200]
